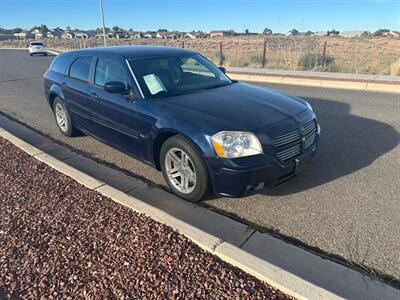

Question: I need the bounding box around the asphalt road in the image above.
[1,49,399,280]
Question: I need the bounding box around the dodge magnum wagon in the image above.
[44,46,320,201]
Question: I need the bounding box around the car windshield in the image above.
[129,54,233,98]
[30,42,44,46]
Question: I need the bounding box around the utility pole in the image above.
[99,0,107,46]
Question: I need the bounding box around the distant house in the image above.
[384,31,400,38]
[47,28,64,38]
[339,31,370,38]
[314,31,328,36]
[156,31,179,39]
[95,32,113,39]
[143,32,156,39]
[74,32,89,39]
[14,30,33,39]
[209,30,226,38]
[114,31,129,39]
[0,33,14,41]
[61,31,74,39]
[35,32,45,39]
[131,32,143,39]
[184,32,197,39]
[184,31,207,39]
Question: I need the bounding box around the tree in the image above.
[40,24,49,34]
[244,29,249,35]
[290,29,299,36]
[328,29,339,36]
[112,26,121,32]
[373,29,390,37]
[226,29,236,36]
[263,27,273,35]
[305,30,314,36]
[66,26,71,31]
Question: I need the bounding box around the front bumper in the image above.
[205,132,319,198]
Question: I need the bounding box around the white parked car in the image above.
[29,41,48,56]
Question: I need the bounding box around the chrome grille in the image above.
[272,129,300,147]
[303,119,317,136]
[273,119,318,162]
[276,144,301,161]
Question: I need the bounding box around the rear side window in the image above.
[95,57,129,88]
[69,56,92,82]
[51,56,72,74]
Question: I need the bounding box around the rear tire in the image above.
[53,98,79,137]
[160,136,209,202]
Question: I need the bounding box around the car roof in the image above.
[61,45,197,60]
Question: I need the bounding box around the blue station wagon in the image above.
[44,46,320,201]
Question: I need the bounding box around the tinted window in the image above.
[95,57,129,88]
[30,42,44,46]
[69,56,92,82]
[51,56,72,74]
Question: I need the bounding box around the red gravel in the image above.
[0,136,293,299]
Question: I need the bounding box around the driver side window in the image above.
[95,57,129,89]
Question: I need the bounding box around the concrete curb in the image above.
[0,126,331,300]
[228,72,400,94]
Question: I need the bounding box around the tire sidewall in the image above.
[160,136,209,202]
[53,98,73,137]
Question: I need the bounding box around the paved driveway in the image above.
[0,49,399,279]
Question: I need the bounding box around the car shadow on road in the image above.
[262,97,400,196]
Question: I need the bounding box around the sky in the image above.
[0,0,399,33]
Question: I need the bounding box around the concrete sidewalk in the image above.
[1,114,400,300]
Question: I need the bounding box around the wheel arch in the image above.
[152,129,209,170]
[48,84,65,110]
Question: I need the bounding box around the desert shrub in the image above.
[248,53,265,66]
[390,58,400,76]
[298,53,335,70]
[207,51,226,65]
[225,53,250,67]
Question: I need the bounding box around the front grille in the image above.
[272,129,300,147]
[273,119,318,162]
[276,144,301,161]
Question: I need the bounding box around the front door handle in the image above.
[89,91,98,98]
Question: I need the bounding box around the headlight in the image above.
[211,131,263,158]
[305,101,313,111]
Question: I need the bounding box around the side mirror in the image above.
[104,81,128,94]
[219,66,226,74]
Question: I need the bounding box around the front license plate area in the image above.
[294,152,314,174]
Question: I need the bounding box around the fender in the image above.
[48,84,66,109]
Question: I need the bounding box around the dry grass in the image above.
[1,36,399,75]
[390,58,400,76]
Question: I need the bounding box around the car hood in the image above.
[161,82,307,131]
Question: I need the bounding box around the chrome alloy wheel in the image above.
[165,147,197,194]
[55,103,68,132]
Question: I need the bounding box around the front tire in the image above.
[53,98,78,137]
[160,136,209,202]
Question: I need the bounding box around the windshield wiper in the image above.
[171,89,207,96]
[204,82,234,90]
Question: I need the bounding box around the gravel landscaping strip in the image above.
[0,136,292,299]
